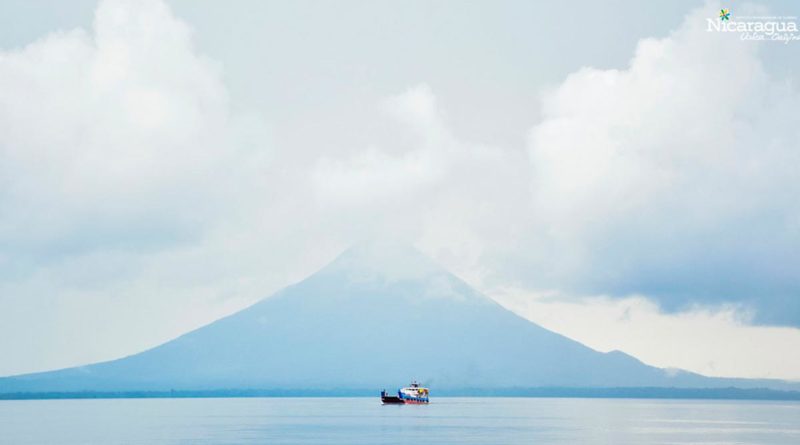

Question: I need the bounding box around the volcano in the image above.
[0,243,794,394]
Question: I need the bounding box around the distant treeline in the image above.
[2,387,799,401]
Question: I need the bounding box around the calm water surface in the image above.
[1,397,798,444]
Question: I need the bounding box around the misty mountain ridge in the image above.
[1,243,798,394]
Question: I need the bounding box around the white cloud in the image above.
[311,85,450,206]
[312,146,445,206]
[524,2,800,325]
[0,0,265,251]
[0,0,277,376]
[491,2,800,378]
[309,83,530,283]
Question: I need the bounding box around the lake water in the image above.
[1,397,798,444]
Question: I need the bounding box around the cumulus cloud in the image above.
[0,0,275,375]
[525,3,800,326]
[310,83,528,266]
[0,0,267,255]
[311,85,457,207]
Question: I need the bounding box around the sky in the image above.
[0,0,799,380]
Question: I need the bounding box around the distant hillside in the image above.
[2,243,798,396]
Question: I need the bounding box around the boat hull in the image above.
[381,394,429,404]
[399,398,428,404]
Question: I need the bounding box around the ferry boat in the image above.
[380,381,430,404]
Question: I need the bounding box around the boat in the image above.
[380,381,430,404]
